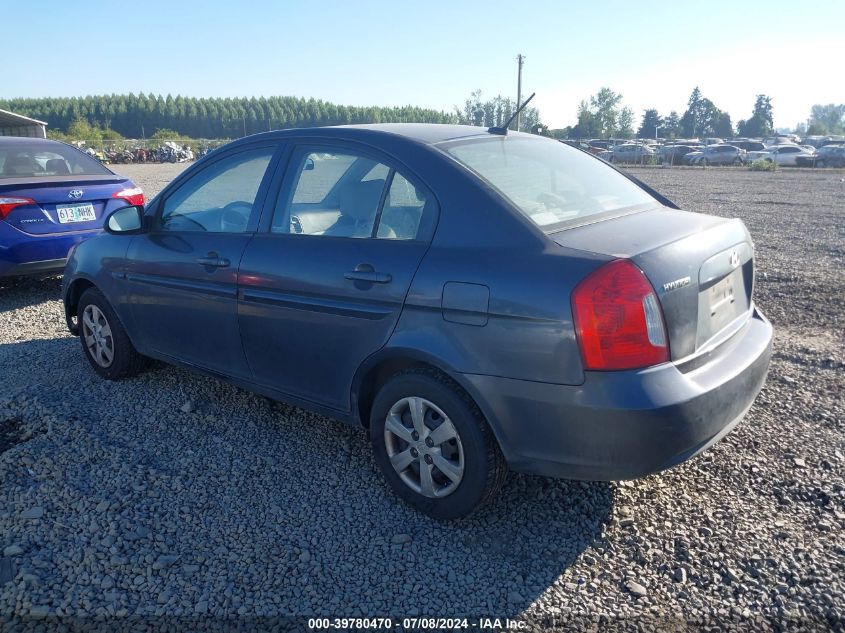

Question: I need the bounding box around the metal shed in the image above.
[0,108,47,138]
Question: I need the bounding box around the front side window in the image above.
[443,136,657,232]
[160,147,274,233]
[273,149,429,240]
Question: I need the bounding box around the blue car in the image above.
[62,125,772,519]
[0,137,143,277]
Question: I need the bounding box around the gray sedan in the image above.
[62,125,772,519]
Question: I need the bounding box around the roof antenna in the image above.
[488,92,536,136]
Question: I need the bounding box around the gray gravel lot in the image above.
[1,163,843,630]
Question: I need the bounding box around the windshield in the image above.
[442,136,658,232]
[0,140,112,179]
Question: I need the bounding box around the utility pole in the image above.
[516,54,525,132]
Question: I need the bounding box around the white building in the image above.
[0,108,47,138]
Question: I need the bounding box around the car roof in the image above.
[0,136,68,146]
[231,124,536,148]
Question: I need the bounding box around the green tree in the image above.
[589,87,623,137]
[637,109,664,139]
[737,94,774,137]
[570,100,598,138]
[808,103,845,135]
[714,111,734,138]
[617,107,635,139]
[662,111,681,138]
[680,87,728,137]
[454,90,541,131]
[67,118,102,141]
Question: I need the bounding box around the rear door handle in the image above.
[344,263,391,284]
[196,253,230,268]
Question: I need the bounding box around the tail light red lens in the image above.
[0,197,36,220]
[112,187,145,207]
[572,259,669,371]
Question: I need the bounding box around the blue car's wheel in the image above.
[369,369,507,519]
[78,288,146,380]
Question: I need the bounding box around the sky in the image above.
[3,0,843,131]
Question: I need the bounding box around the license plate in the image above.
[56,203,96,224]
[709,273,737,333]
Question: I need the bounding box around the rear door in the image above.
[125,144,279,377]
[238,143,437,411]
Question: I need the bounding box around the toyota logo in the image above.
[68,189,84,199]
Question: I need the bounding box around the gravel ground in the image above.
[0,164,843,631]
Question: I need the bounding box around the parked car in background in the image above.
[658,144,700,165]
[1,137,143,277]
[562,140,605,155]
[763,135,800,146]
[747,144,814,166]
[683,144,746,166]
[728,140,766,153]
[61,124,772,519]
[796,145,845,168]
[608,144,657,163]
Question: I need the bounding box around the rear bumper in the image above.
[462,307,773,480]
[0,224,100,277]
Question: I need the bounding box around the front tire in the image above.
[369,369,507,520]
[78,288,146,380]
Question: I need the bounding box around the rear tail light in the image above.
[0,197,36,220]
[571,259,669,371]
[112,187,145,207]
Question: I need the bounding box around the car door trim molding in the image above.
[239,287,394,320]
[126,272,236,298]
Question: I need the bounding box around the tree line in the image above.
[559,86,844,140]
[0,91,543,140]
[0,94,458,139]
[4,90,841,142]
[560,87,768,140]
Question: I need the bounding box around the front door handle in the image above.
[344,263,391,284]
[196,253,230,268]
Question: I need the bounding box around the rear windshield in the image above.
[442,136,657,232]
[0,141,112,179]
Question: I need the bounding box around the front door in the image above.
[238,144,436,411]
[125,145,278,378]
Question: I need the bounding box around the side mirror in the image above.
[104,205,146,235]
[304,157,315,171]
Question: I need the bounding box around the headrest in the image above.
[46,158,69,174]
[339,179,385,221]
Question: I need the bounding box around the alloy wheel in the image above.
[383,396,465,498]
[82,304,114,368]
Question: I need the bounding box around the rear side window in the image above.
[160,147,274,233]
[443,137,657,232]
[0,141,112,178]
[272,148,431,241]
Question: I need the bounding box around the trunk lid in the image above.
[551,208,754,360]
[0,176,129,235]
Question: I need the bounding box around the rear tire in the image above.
[77,288,146,380]
[369,369,507,520]
[815,159,826,168]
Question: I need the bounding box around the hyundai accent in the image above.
[62,124,772,519]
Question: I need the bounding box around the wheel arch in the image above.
[64,275,98,335]
[351,348,500,439]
